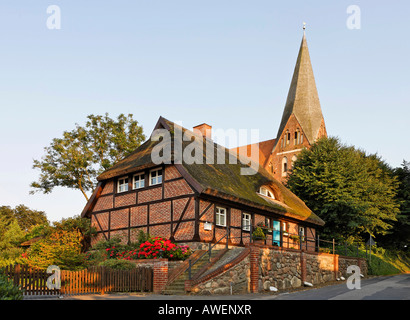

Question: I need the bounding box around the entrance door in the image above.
[272,220,281,246]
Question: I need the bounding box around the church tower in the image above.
[267,29,327,182]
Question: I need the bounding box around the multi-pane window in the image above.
[215,207,227,227]
[133,173,145,189]
[150,168,163,186]
[242,213,251,231]
[117,177,129,193]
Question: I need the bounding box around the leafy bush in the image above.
[252,227,266,240]
[0,271,23,300]
[24,230,86,270]
[98,259,135,270]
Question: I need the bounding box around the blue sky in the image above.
[0,1,409,223]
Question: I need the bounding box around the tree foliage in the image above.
[286,137,400,243]
[24,229,85,270]
[379,160,410,249]
[0,205,48,232]
[30,113,146,201]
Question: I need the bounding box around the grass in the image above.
[367,249,410,276]
[327,243,410,276]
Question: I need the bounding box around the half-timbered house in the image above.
[81,117,325,251]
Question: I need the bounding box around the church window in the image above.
[295,129,301,145]
[282,157,288,176]
[285,130,290,145]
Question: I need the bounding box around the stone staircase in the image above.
[162,249,223,295]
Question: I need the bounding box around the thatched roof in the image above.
[93,117,324,227]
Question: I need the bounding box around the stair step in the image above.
[163,249,227,294]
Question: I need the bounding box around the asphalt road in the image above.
[267,274,410,300]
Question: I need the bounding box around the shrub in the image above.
[24,230,85,270]
[0,271,23,300]
[252,227,266,240]
[98,259,135,270]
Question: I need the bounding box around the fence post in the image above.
[317,235,320,252]
[188,260,192,280]
[332,239,335,255]
[14,264,20,286]
[101,267,105,295]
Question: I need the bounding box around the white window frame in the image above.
[149,168,163,186]
[133,173,145,190]
[215,207,227,227]
[259,187,275,199]
[117,176,129,193]
[242,213,251,231]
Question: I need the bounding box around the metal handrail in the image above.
[186,225,363,280]
[187,227,231,280]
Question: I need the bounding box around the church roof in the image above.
[276,32,325,144]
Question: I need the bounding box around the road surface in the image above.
[267,274,410,300]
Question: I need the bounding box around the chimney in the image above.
[193,123,212,140]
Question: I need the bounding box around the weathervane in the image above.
[303,22,306,31]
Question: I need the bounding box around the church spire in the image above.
[275,28,325,144]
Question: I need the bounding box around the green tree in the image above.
[379,160,410,249]
[0,205,48,232]
[286,137,400,243]
[0,216,25,266]
[30,113,146,201]
[52,215,96,252]
[25,230,85,270]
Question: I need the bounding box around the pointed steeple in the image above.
[276,29,325,144]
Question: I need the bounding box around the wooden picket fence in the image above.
[3,264,153,296]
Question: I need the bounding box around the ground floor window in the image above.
[216,207,227,226]
[242,213,251,231]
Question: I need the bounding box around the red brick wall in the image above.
[101,181,114,195]
[93,195,113,212]
[138,187,162,203]
[110,209,129,229]
[130,205,148,227]
[165,165,181,180]
[150,201,171,224]
[269,114,314,183]
[172,198,190,221]
[115,193,136,208]
[164,179,193,198]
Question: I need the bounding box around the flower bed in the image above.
[102,237,191,261]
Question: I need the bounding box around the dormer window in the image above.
[117,176,129,193]
[259,187,275,199]
[150,168,163,186]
